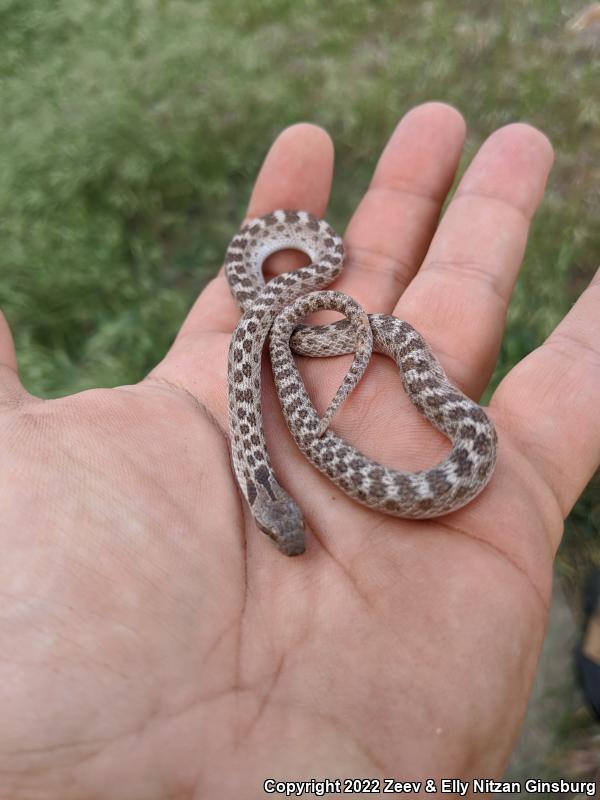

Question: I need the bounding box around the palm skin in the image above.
[1,103,599,799]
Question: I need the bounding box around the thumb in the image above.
[0,310,26,402]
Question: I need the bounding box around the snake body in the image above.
[226,210,497,556]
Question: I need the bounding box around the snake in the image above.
[225,210,498,556]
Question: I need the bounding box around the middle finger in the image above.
[333,102,467,311]
[395,122,554,399]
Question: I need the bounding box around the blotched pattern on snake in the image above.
[225,210,497,556]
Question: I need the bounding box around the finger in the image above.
[334,102,466,311]
[178,123,334,338]
[395,123,554,398]
[492,267,600,518]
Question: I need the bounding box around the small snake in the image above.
[225,210,497,556]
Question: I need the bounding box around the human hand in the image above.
[1,103,598,798]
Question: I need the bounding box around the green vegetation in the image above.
[0,0,595,381]
[2,0,598,395]
[0,0,598,770]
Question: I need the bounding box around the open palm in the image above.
[1,103,599,799]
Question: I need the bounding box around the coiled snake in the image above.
[226,210,497,556]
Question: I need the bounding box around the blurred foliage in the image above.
[0,0,599,771]
[1,0,598,394]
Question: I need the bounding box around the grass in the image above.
[0,0,599,773]
[1,1,598,394]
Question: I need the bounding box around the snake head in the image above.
[255,497,305,556]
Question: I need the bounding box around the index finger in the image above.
[179,123,335,337]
